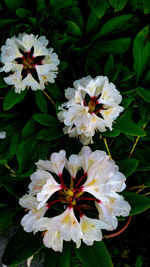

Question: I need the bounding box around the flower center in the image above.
[14,46,45,83]
[84,95,104,115]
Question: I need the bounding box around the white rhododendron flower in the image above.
[0,33,59,93]
[58,76,124,144]
[0,131,6,139]
[19,146,131,252]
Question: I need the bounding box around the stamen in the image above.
[46,199,66,208]
[75,206,84,217]
[75,172,87,188]
[59,174,67,190]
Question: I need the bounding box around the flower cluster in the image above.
[19,146,130,252]
[0,33,59,93]
[58,76,124,144]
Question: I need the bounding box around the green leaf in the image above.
[44,243,71,267]
[122,192,150,215]
[85,58,101,76]
[117,158,139,177]
[4,0,23,12]
[76,241,113,267]
[113,109,146,136]
[87,0,109,19]
[85,10,100,34]
[3,89,27,110]
[16,8,32,19]
[93,14,133,40]
[0,74,8,88]
[33,113,59,126]
[66,20,82,36]
[109,0,127,12]
[46,84,63,100]
[102,129,120,137]
[0,19,17,29]
[34,91,48,113]
[37,126,64,141]
[133,26,150,83]
[137,86,150,103]
[93,38,131,57]
[104,55,114,77]
[2,228,43,266]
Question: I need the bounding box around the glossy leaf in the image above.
[93,14,133,40]
[117,158,139,177]
[44,243,71,267]
[3,89,27,110]
[34,91,48,113]
[76,241,113,267]
[87,0,109,19]
[66,20,82,36]
[109,0,127,12]
[133,26,150,83]
[33,113,59,126]
[37,126,64,140]
[2,228,43,266]
[137,86,150,103]
[123,192,150,215]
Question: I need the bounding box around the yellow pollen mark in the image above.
[87,179,97,186]
[104,109,112,117]
[67,189,74,197]
[72,199,76,206]
[73,220,76,225]
[92,225,95,228]
[62,214,71,224]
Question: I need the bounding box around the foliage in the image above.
[0,0,150,266]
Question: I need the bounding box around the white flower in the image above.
[58,76,124,144]
[19,147,130,251]
[95,195,131,230]
[0,33,60,93]
[0,131,6,139]
[79,214,107,246]
[19,195,48,232]
[33,218,63,252]
[36,150,66,176]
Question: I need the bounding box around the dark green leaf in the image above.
[76,241,113,267]
[85,10,100,34]
[2,228,43,266]
[37,126,64,140]
[93,38,131,57]
[122,192,150,215]
[33,113,59,126]
[93,14,133,40]
[4,0,23,12]
[0,74,8,88]
[46,84,63,100]
[3,89,27,110]
[133,26,150,83]
[66,20,82,36]
[16,8,32,19]
[44,242,71,267]
[0,19,17,29]
[104,55,114,77]
[109,0,127,12]
[34,91,48,113]
[137,86,150,103]
[117,158,139,177]
[87,0,109,19]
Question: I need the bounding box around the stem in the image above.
[101,136,112,159]
[5,164,16,176]
[128,123,146,158]
[103,216,131,239]
[75,173,87,188]
[77,197,100,203]
[42,90,56,107]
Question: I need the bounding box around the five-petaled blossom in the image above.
[58,76,124,144]
[19,146,131,252]
[0,33,59,93]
